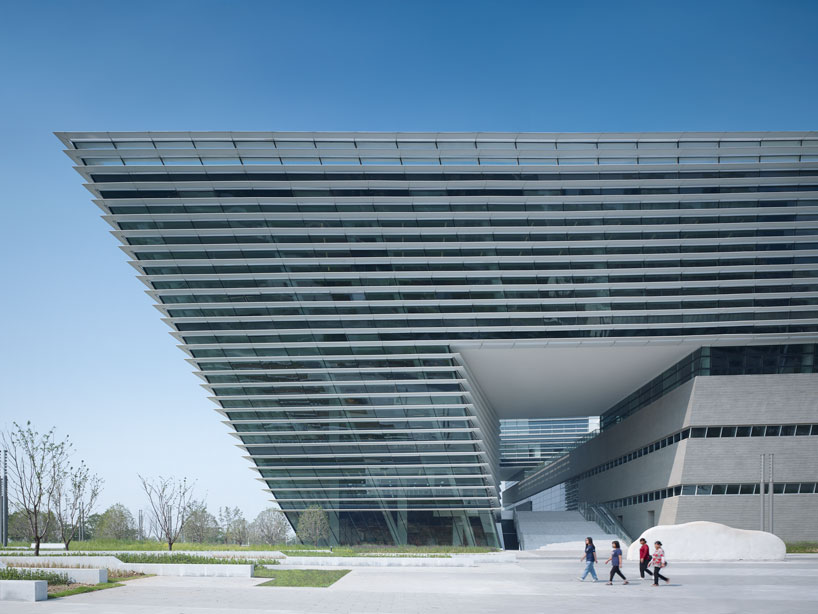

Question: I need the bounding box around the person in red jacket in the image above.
[638,538,653,579]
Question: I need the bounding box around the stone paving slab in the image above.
[1,556,816,613]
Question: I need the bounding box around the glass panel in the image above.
[639,157,676,164]
[114,141,154,149]
[519,158,557,165]
[720,156,759,163]
[598,142,636,150]
[162,157,201,165]
[780,425,796,436]
[236,141,275,149]
[680,157,718,164]
[721,426,737,437]
[83,158,123,166]
[194,141,235,148]
[556,142,596,150]
[123,158,162,165]
[202,157,242,165]
[690,427,706,438]
[637,142,676,149]
[321,158,359,164]
[275,141,314,149]
[241,157,281,165]
[516,141,556,150]
[282,157,320,165]
[720,141,760,148]
[397,141,437,149]
[600,158,637,165]
[795,424,811,436]
[155,141,195,149]
[356,141,397,149]
[725,484,740,494]
[316,141,354,149]
[559,158,596,165]
[74,141,115,149]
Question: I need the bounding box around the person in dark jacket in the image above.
[638,538,653,579]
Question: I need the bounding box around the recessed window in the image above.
[83,157,123,166]
[438,141,475,150]
[398,141,437,150]
[402,158,439,165]
[720,141,760,148]
[115,141,154,149]
[74,141,115,149]
[282,157,320,165]
[477,141,516,150]
[356,141,397,150]
[761,155,799,163]
[155,141,195,149]
[680,157,718,164]
[720,156,759,163]
[795,424,811,436]
[274,140,314,149]
[242,157,280,165]
[763,140,800,147]
[639,157,676,164]
[316,141,354,149]
[517,141,556,150]
[162,157,201,165]
[480,158,516,165]
[441,158,478,165]
[194,141,235,149]
[559,158,596,165]
[202,157,242,165]
[123,158,162,165]
[598,142,636,150]
[780,425,796,436]
[519,158,557,165]
[321,158,358,165]
[235,141,275,149]
[637,142,677,149]
[600,158,637,165]
[361,158,400,165]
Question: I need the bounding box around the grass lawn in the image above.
[255,568,350,587]
[787,541,818,553]
[48,582,124,598]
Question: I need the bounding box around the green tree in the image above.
[96,503,136,540]
[218,506,248,545]
[183,500,220,543]
[249,507,291,545]
[296,506,330,546]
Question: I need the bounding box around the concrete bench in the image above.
[0,580,48,602]
[22,567,107,584]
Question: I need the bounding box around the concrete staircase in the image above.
[515,511,620,552]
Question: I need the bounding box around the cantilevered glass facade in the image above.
[60,131,818,546]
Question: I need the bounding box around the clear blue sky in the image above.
[1,0,816,520]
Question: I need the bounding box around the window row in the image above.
[606,482,818,509]
[225,406,476,422]
[189,324,818,349]
[576,421,818,483]
[72,138,816,151]
[108,197,818,215]
[137,244,818,262]
[160,284,818,305]
[125,228,818,247]
[120,214,818,231]
[146,256,818,278]
[174,298,818,322]
[99,184,818,200]
[81,154,818,167]
[179,312,818,335]
[207,370,458,384]
[90,169,818,183]
[198,356,455,372]
[233,419,475,433]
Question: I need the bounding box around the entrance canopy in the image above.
[456,341,702,419]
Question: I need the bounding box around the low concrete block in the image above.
[0,580,48,602]
[122,563,254,577]
[282,556,474,567]
[29,543,66,550]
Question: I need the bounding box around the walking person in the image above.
[651,540,670,586]
[638,538,653,580]
[578,537,599,581]
[605,540,629,585]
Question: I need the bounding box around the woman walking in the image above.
[605,540,629,585]
[638,538,653,579]
[578,537,598,581]
[651,540,670,586]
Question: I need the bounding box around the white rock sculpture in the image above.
[627,521,786,561]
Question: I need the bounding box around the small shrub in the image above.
[0,567,70,585]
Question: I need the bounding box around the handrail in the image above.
[578,501,633,546]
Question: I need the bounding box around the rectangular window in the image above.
[795,424,811,436]
[236,141,276,149]
[725,484,740,495]
[690,427,706,438]
[735,426,751,437]
[780,425,796,436]
[721,426,737,437]
[74,141,114,149]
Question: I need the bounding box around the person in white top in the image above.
[651,540,670,586]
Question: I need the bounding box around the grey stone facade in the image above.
[508,374,818,542]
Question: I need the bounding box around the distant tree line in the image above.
[1,422,320,550]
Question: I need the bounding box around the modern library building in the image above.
[60,131,818,546]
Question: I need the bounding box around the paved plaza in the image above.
[4,553,818,613]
